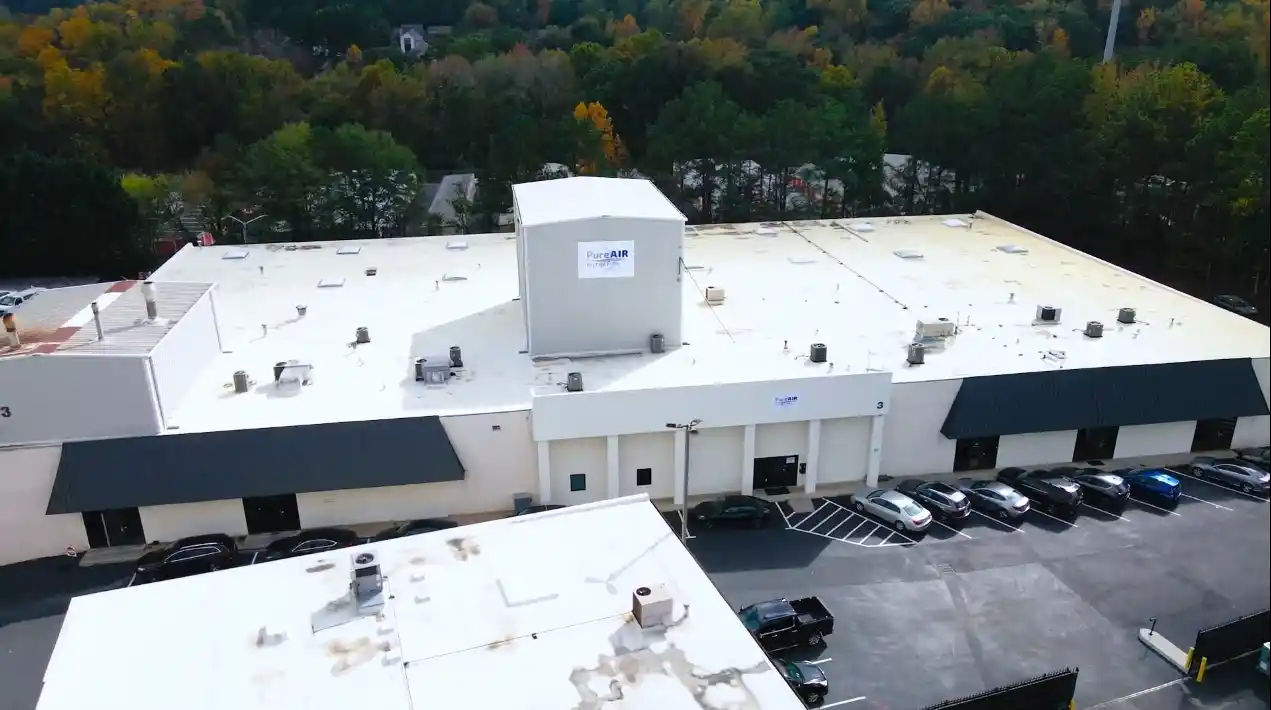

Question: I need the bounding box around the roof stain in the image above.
[327,636,388,676]
[408,555,428,566]
[446,537,481,561]
[306,562,336,573]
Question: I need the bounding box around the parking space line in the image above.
[1029,508,1079,527]
[821,698,867,708]
[805,657,833,665]
[1081,504,1129,521]
[1129,496,1182,516]
[677,510,696,540]
[792,502,829,530]
[250,551,260,565]
[825,516,852,536]
[934,520,974,538]
[875,532,896,546]
[776,503,793,527]
[970,509,1025,532]
[843,521,868,539]
[1179,492,1235,511]
[828,498,921,543]
[809,512,841,533]
[126,573,136,587]
[1166,467,1270,502]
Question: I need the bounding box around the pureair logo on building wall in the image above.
[578,240,635,279]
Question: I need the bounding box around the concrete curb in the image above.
[1138,628,1190,673]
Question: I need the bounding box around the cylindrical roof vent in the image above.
[355,326,370,344]
[650,333,665,354]
[414,357,427,381]
[273,361,288,382]
[1117,307,1136,324]
[566,372,584,392]
[810,343,827,363]
[907,342,926,366]
[1084,321,1104,338]
[232,370,250,393]
[449,346,463,369]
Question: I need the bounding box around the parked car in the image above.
[1235,446,1270,470]
[851,488,933,532]
[996,467,1083,517]
[738,597,835,652]
[370,518,459,542]
[1071,471,1131,509]
[259,527,361,562]
[1121,468,1182,504]
[515,505,565,516]
[894,480,971,523]
[0,287,44,315]
[1188,457,1271,495]
[774,658,830,705]
[134,534,237,583]
[953,479,1031,521]
[1212,294,1258,317]
[690,495,771,528]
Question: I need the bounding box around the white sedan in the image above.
[852,488,933,532]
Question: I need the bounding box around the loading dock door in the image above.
[753,455,799,492]
[242,494,301,534]
[81,508,146,548]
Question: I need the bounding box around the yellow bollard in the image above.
[1069,701,1075,710]
[1196,656,1209,683]
[1185,647,1194,671]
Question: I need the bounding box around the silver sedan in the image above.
[852,488,933,532]
[1188,457,1270,495]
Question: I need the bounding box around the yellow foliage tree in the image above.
[17,26,55,57]
[57,14,96,54]
[1136,6,1161,42]
[573,101,626,173]
[613,14,641,40]
[910,0,952,26]
[1048,27,1071,56]
[347,44,364,65]
[42,60,111,129]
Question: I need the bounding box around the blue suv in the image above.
[1122,468,1182,504]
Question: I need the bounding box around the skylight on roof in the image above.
[996,244,1030,254]
[336,245,362,255]
[850,222,875,232]
[317,277,346,288]
[942,218,969,228]
[755,227,778,237]
[893,249,924,260]
[441,273,468,282]
[222,249,249,260]
[445,240,469,251]
[787,256,817,265]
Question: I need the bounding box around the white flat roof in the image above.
[37,496,804,710]
[513,177,687,226]
[151,213,1270,433]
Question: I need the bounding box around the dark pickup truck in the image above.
[738,597,835,652]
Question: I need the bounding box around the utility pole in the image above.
[1102,0,1124,63]
[665,419,702,544]
[226,212,269,244]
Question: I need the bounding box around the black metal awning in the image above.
[47,416,465,514]
[941,358,1270,440]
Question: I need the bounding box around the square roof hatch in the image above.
[893,249,924,260]
[336,245,362,255]
[445,240,469,251]
[222,249,249,260]
[996,244,1030,255]
[317,277,346,288]
[850,222,875,232]
[942,218,969,228]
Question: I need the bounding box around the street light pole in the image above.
[1102,0,1124,63]
[666,419,702,544]
[226,213,268,244]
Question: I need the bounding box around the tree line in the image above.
[0,0,1267,302]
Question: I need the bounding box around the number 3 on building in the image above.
[0,406,10,418]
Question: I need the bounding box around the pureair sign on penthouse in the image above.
[577,240,635,279]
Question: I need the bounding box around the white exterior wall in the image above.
[0,445,89,565]
[548,437,608,505]
[0,355,162,447]
[617,432,676,499]
[147,290,222,424]
[1233,357,1270,448]
[754,421,808,460]
[688,426,745,495]
[996,430,1078,468]
[1114,421,1198,459]
[138,499,247,542]
[880,379,960,477]
[818,418,873,484]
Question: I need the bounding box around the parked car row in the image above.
[737,596,836,706]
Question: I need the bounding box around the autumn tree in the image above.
[573,101,626,173]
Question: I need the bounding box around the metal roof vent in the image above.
[1084,321,1104,338]
[317,277,346,288]
[351,552,386,612]
[996,244,1029,254]
[942,218,969,228]
[787,255,817,265]
[336,245,362,255]
[632,584,674,629]
[1117,307,1137,324]
[222,249,249,260]
[441,273,468,282]
[893,249,924,260]
[1034,305,1062,324]
[755,227,778,237]
[907,342,926,365]
[566,372,584,392]
[850,222,875,233]
[705,286,726,305]
[445,240,469,250]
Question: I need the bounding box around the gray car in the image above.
[954,478,1031,521]
[1188,457,1270,495]
[852,488,933,532]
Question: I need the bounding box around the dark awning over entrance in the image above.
[941,358,1270,440]
[47,416,465,514]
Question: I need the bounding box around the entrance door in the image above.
[242,494,301,534]
[753,455,800,492]
[81,508,146,548]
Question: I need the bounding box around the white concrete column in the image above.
[606,435,621,499]
[866,415,886,487]
[673,428,687,504]
[741,424,757,495]
[537,440,552,503]
[804,419,822,495]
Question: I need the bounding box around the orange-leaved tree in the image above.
[572,101,626,173]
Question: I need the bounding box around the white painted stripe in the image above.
[971,509,1025,531]
[843,521,869,539]
[62,291,123,328]
[821,697,867,708]
[934,519,974,538]
[875,532,896,546]
[126,573,136,587]
[1029,507,1079,527]
[1082,503,1129,521]
[825,515,852,537]
[805,657,833,665]
[1166,467,1270,503]
[1129,496,1182,516]
[792,502,829,530]
[250,551,260,565]
[1179,493,1235,511]
[777,503,792,527]
[809,510,842,533]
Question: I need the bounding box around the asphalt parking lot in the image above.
[673,470,1270,709]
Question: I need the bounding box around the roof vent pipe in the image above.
[1117,307,1136,324]
[449,346,463,369]
[355,327,370,344]
[232,370,250,393]
[141,281,158,320]
[90,301,105,341]
[650,333,665,354]
[3,313,18,347]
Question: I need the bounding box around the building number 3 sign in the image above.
[0,406,11,418]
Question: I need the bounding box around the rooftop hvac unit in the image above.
[907,342,926,366]
[351,552,386,612]
[566,372,584,392]
[915,319,956,341]
[278,362,313,386]
[1117,307,1137,324]
[1035,305,1062,324]
[415,356,450,384]
[705,286,726,305]
[809,343,827,363]
[1084,321,1104,338]
[632,584,674,629]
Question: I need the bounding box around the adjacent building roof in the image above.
[512,177,687,226]
[46,416,464,514]
[145,212,1270,433]
[941,358,1271,440]
[36,495,805,710]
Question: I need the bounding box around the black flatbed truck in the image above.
[738,597,835,652]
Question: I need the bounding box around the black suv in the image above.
[260,527,361,562]
[996,467,1083,517]
[894,480,971,523]
[371,518,459,541]
[135,534,238,583]
[691,495,771,528]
